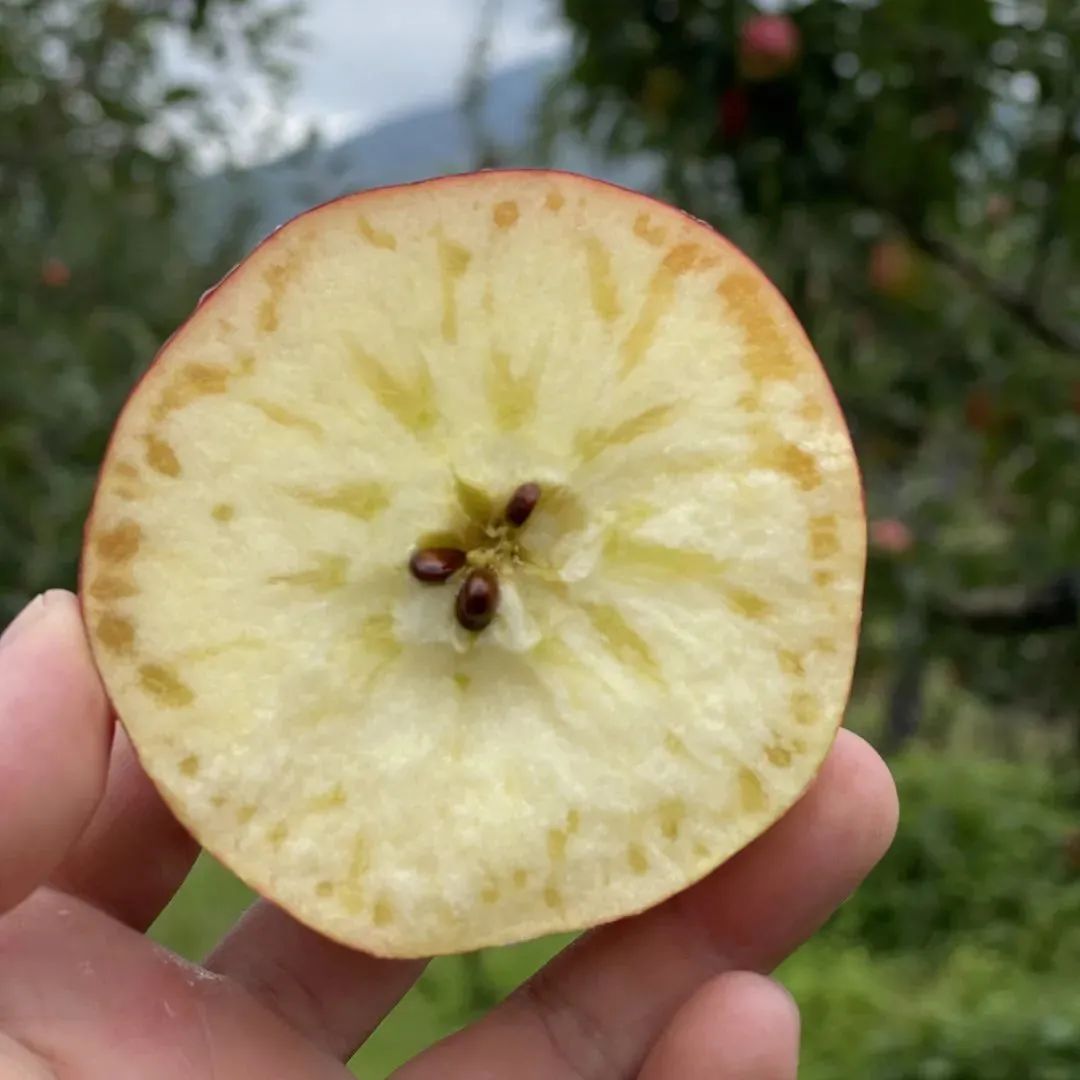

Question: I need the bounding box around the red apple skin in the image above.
[739,15,802,82]
[79,169,865,956]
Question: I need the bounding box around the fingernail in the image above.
[0,591,67,653]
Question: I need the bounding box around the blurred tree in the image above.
[0,0,300,618]
[552,0,1080,746]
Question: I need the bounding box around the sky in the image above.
[169,0,570,169]
[293,0,568,137]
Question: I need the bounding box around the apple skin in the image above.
[738,15,802,82]
[79,169,865,957]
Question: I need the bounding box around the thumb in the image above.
[0,591,112,913]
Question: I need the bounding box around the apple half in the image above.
[81,170,864,957]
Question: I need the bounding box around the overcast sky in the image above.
[173,0,570,168]
[295,0,568,134]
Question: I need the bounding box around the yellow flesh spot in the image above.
[619,243,699,379]
[95,521,141,564]
[88,575,138,602]
[138,664,195,708]
[357,215,397,250]
[581,603,662,682]
[152,363,232,422]
[658,798,686,841]
[249,399,324,438]
[717,273,799,384]
[584,237,621,323]
[576,403,678,464]
[438,235,471,344]
[752,435,822,492]
[269,554,349,594]
[486,348,540,432]
[348,342,438,436]
[738,768,767,813]
[633,213,666,246]
[604,533,731,585]
[287,481,389,521]
[96,614,135,654]
[810,515,840,559]
[144,435,181,478]
[627,843,649,874]
[493,201,519,229]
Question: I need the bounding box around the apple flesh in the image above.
[81,170,865,957]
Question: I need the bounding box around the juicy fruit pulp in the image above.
[81,171,865,957]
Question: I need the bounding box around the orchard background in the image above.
[2,1,1078,1076]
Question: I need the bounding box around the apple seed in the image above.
[505,482,541,527]
[409,547,467,584]
[455,567,500,632]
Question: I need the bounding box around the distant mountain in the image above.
[189,57,659,248]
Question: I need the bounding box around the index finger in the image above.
[0,591,112,912]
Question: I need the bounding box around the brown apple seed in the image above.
[505,482,541,527]
[409,547,467,584]
[455,568,500,632]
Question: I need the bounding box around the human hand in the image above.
[0,590,897,1078]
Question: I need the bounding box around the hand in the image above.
[0,591,897,1079]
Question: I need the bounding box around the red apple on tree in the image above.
[40,257,71,288]
[868,238,919,300]
[80,170,865,957]
[870,518,914,556]
[738,14,802,82]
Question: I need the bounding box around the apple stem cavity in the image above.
[454,567,500,632]
[409,547,467,584]
[505,482,541,528]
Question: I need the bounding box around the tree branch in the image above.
[933,574,1079,635]
[902,219,1080,355]
[1025,112,1076,303]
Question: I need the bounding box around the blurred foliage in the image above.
[552,0,1080,740]
[827,747,1079,966]
[784,748,1080,1079]
[0,0,299,617]
[5,1,1080,1077]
